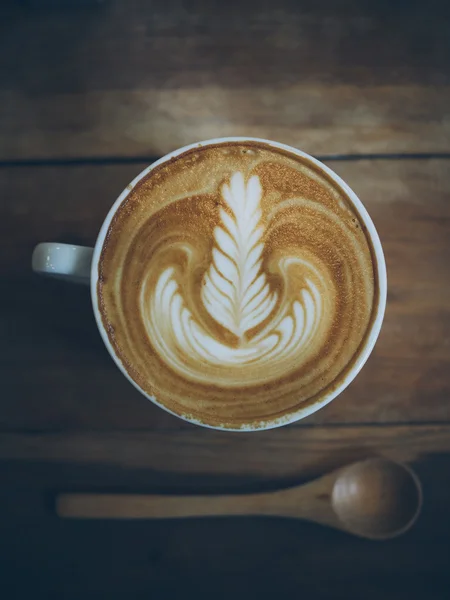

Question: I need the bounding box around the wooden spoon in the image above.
[56,458,422,540]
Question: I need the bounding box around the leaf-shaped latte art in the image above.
[201,172,277,339]
[142,172,329,386]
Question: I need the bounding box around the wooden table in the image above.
[1,1,449,598]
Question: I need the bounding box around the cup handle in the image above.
[32,243,94,285]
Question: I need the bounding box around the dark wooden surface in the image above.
[1,0,450,159]
[1,1,450,598]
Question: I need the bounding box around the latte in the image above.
[97,141,378,429]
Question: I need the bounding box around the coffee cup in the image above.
[33,137,387,431]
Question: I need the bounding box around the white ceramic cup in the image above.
[32,137,387,431]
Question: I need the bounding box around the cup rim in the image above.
[91,137,387,431]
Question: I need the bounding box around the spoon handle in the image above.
[57,491,281,519]
[56,471,339,521]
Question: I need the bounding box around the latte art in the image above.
[98,141,377,429]
[145,172,329,385]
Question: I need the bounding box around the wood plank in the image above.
[0,428,449,599]
[0,505,449,600]
[1,0,450,158]
[1,425,450,485]
[1,158,449,430]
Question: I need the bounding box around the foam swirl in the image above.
[98,142,376,428]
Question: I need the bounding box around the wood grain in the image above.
[1,507,449,600]
[1,426,449,486]
[1,158,449,431]
[1,0,450,159]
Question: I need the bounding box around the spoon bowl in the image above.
[331,459,423,540]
